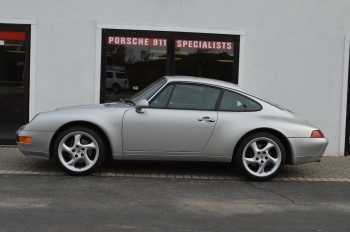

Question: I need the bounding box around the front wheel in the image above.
[53,126,106,176]
[234,133,286,181]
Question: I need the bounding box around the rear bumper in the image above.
[16,129,54,160]
[288,137,328,165]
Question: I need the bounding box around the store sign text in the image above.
[176,40,233,50]
[108,36,167,47]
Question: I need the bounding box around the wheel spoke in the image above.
[262,142,275,152]
[257,163,266,174]
[81,142,96,150]
[73,134,82,147]
[82,155,92,167]
[267,154,278,165]
[66,158,79,167]
[244,157,259,164]
[250,141,259,153]
[62,144,73,154]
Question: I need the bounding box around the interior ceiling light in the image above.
[6,50,25,53]
[175,51,189,55]
[149,50,167,54]
[0,40,4,45]
[217,60,233,63]
[4,43,23,47]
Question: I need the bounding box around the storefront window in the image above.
[104,36,167,103]
[101,30,239,104]
[174,39,234,82]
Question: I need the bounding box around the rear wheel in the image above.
[113,84,121,94]
[234,133,285,181]
[53,126,105,176]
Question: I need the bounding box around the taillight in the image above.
[311,130,324,138]
[124,80,128,84]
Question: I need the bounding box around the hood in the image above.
[55,102,132,111]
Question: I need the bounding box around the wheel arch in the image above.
[232,128,294,165]
[49,121,113,161]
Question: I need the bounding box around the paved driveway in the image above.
[1,147,349,181]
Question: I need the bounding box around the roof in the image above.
[163,76,242,91]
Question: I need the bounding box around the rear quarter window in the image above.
[219,90,262,111]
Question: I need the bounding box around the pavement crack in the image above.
[247,182,297,205]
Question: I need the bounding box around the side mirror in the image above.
[135,99,149,113]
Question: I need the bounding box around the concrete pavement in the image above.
[1,146,350,181]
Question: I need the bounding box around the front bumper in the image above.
[16,129,55,160]
[288,137,329,165]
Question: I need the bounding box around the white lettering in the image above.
[177,40,182,47]
[227,42,232,49]
[145,38,149,45]
[202,41,207,48]
[189,41,193,48]
[194,41,198,48]
[222,42,227,49]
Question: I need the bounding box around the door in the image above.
[0,25,30,145]
[122,83,221,152]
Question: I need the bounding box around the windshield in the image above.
[128,77,167,104]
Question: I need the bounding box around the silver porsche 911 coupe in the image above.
[16,76,328,181]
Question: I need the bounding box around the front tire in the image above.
[234,133,286,181]
[53,126,106,176]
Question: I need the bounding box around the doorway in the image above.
[0,24,30,145]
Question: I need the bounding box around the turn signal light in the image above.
[311,130,324,138]
[18,136,33,143]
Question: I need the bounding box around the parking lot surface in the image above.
[1,146,350,181]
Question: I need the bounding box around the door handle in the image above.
[198,117,216,122]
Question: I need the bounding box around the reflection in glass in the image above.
[105,37,167,103]
[0,34,26,142]
[174,39,234,82]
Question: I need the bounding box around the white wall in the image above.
[0,0,350,155]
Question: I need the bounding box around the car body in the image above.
[16,76,328,180]
[106,70,129,93]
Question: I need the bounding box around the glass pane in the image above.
[0,31,26,141]
[105,36,167,103]
[174,39,234,82]
[150,85,173,108]
[129,77,166,104]
[219,90,262,111]
[168,84,220,110]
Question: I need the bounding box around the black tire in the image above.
[113,84,121,94]
[234,132,286,181]
[53,126,106,176]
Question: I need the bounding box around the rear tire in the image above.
[234,132,286,181]
[113,84,121,94]
[53,126,105,176]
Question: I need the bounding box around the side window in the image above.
[150,85,174,108]
[219,90,262,111]
[116,73,127,79]
[167,84,220,110]
[106,72,113,78]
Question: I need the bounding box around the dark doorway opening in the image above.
[0,24,31,145]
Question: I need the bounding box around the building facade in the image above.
[0,0,349,156]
